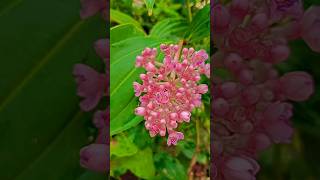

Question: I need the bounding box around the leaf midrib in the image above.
[0,20,84,113]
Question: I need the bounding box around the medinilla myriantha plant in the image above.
[212,0,318,179]
[108,1,211,179]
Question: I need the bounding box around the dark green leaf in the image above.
[0,0,106,179]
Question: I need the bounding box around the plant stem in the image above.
[186,0,192,23]
[187,118,201,180]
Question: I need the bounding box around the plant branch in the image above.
[187,117,201,180]
[186,0,192,23]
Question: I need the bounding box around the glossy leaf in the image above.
[153,152,187,180]
[110,134,138,157]
[110,37,172,135]
[0,0,106,179]
[110,24,145,44]
[110,9,142,30]
[112,148,155,179]
[185,5,210,42]
[149,18,188,40]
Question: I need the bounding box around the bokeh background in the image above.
[257,1,320,179]
[0,0,106,179]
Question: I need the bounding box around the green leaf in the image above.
[111,24,146,44]
[112,148,155,179]
[110,37,172,135]
[110,9,142,30]
[0,0,106,179]
[111,134,138,157]
[144,0,155,16]
[149,18,188,40]
[185,5,210,42]
[77,171,107,180]
[153,152,187,180]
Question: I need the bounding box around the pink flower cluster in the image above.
[133,44,210,146]
[212,0,317,179]
[80,0,108,20]
[73,0,109,173]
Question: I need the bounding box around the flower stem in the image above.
[186,0,192,23]
[187,117,201,179]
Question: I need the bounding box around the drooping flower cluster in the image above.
[212,0,317,179]
[133,44,210,146]
[73,0,109,173]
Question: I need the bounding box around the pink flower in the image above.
[268,0,303,21]
[93,109,108,144]
[73,64,107,111]
[167,131,184,146]
[262,102,293,143]
[211,1,315,178]
[302,6,320,52]
[133,44,209,145]
[80,144,109,172]
[94,39,109,63]
[80,0,107,19]
[222,155,260,180]
[279,71,314,101]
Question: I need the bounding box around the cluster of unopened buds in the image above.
[73,0,109,173]
[133,43,210,146]
[212,0,318,179]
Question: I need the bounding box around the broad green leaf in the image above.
[149,18,188,40]
[185,5,210,42]
[0,0,106,179]
[110,24,146,44]
[110,37,172,135]
[111,134,138,157]
[144,0,155,16]
[112,148,155,179]
[153,152,187,180]
[77,171,107,180]
[110,9,142,30]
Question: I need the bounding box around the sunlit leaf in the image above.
[185,5,210,42]
[111,148,155,179]
[110,37,172,135]
[110,9,142,30]
[144,0,155,16]
[149,18,188,41]
[111,134,138,157]
[111,24,145,44]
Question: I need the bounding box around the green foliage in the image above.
[110,24,145,43]
[111,148,156,179]
[150,18,188,40]
[0,0,106,179]
[144,0,155,16]
[110,36,172,136]
[110,9,142,30]
[153,152,188,180]
[111,134,138,157]
[110,0,210,179]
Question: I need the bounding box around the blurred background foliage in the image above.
[0,0,106,179]
[110,0,210,179]
[257,1,320,179]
